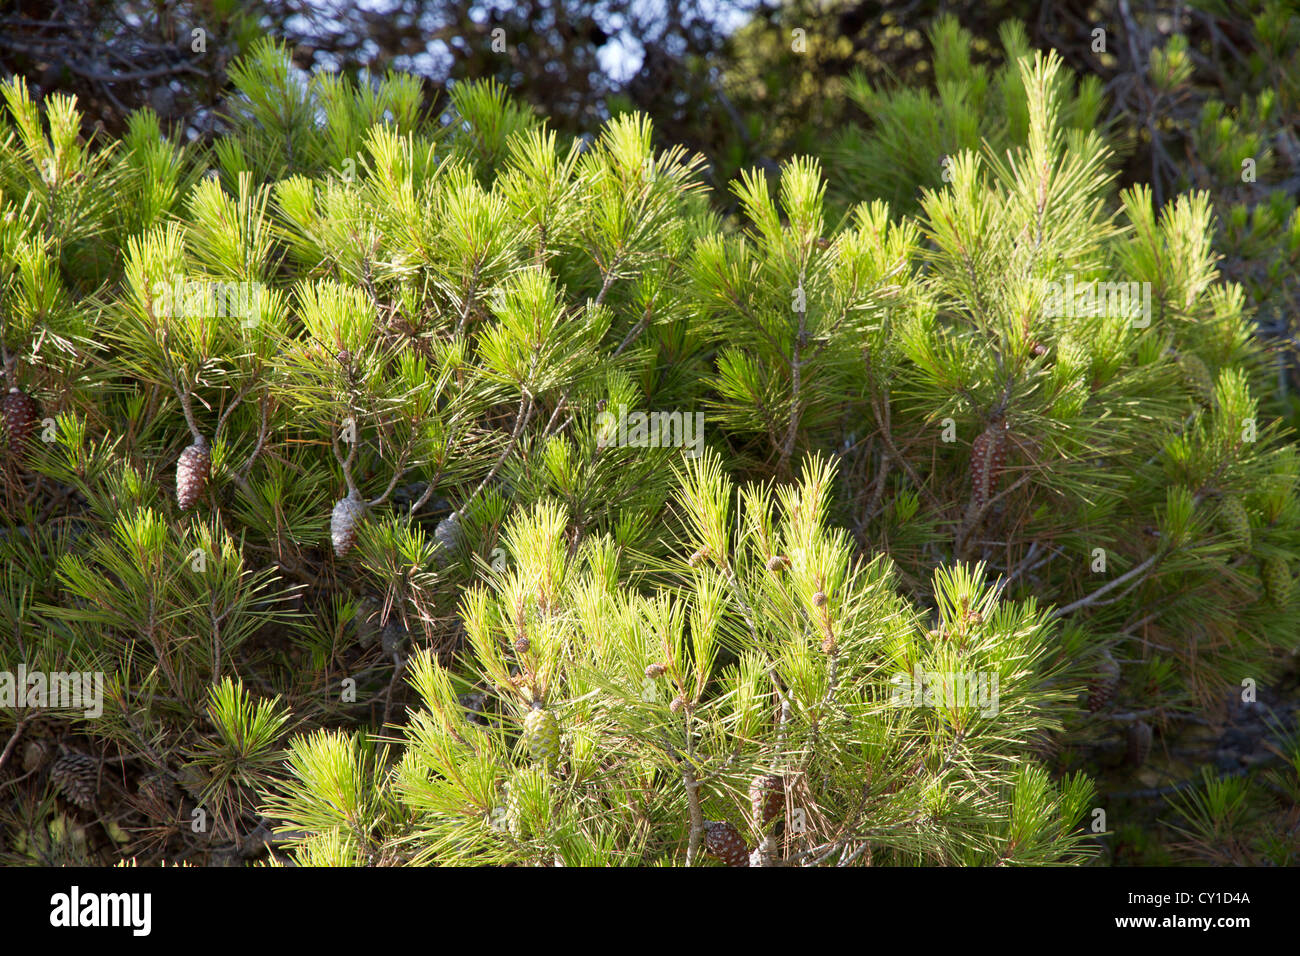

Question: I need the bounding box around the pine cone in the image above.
[644,662,666,679]
[434,511,462,562]
[459,691,490,727]
[331,490,366,557]
[1087,649,1121,713]
[523,707,560,771]
[1261,556,1292,608]
[22,739,50,774]
[503,768,545,839]
[176,762,210,800]
[504,781,526,838]
[50,752,99,810]
[1177,354,1215,407]
[749,774,784,827]
[1218,495,1251,551]
[2,387,39,453]
[1127,720,1153,767]
[704,820,750,867]
[175,435,211,510]
[136,769,180,810]
[380,621,409,658]
[970,420,1009,511]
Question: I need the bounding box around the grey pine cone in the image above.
[331,490,366,557]
[50,752,100,810]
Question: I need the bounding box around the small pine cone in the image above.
[969,420,1009,511]
[1127,720,1153,767]
[812,590,828,608]
[175,435,211,510]
[434,511,462,560]
[704,820,750,867]
[1218,496,1251,551]
[504,781,525,839]
[137,769,179,808]
[22,739,50,774]
[766,555,789,572]
[1261,556,1293,608]
[176,762,209,800]
[523,707,560,771]
[50,752,99,810]
[331,490,366,557]
[459,691,490,727]
[515,635,531,654]
[380,621,409,658]
[687,546,711,568]
[2,387,39,452]
[645,663,666,679]
[1087,649,1121,713]
[749,774,784,826]
[1177,354,1215,407]
[669,695,685,714]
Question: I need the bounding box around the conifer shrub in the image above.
[799,20,1300,863]
[265,456,1095,866]
[0,36,1293,866]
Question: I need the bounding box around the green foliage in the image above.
[266,456,1096,866]
[825,17,1111,217]
[0,34,1293,867]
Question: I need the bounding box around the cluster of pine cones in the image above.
[701,774,787,867]
[172,426,372,560]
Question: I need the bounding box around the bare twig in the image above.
[1049,551,1163,620]
[0,716,32,774]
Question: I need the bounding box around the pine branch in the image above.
[1048,551,1163,620]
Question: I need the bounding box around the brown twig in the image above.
[0,716,32,775]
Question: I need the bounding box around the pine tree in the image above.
[0,35,1292,867]
[711,36,1300,862]
[265,455,1096,866]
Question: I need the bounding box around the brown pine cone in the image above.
[704,820,750,867]
[749,774,785,827]
[22,739,50,774]
[969,420,1009,511]
[3,387,40,455]
[175,435,211,510]
[1087,649,1121,713]
[1127,720,1153,767]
